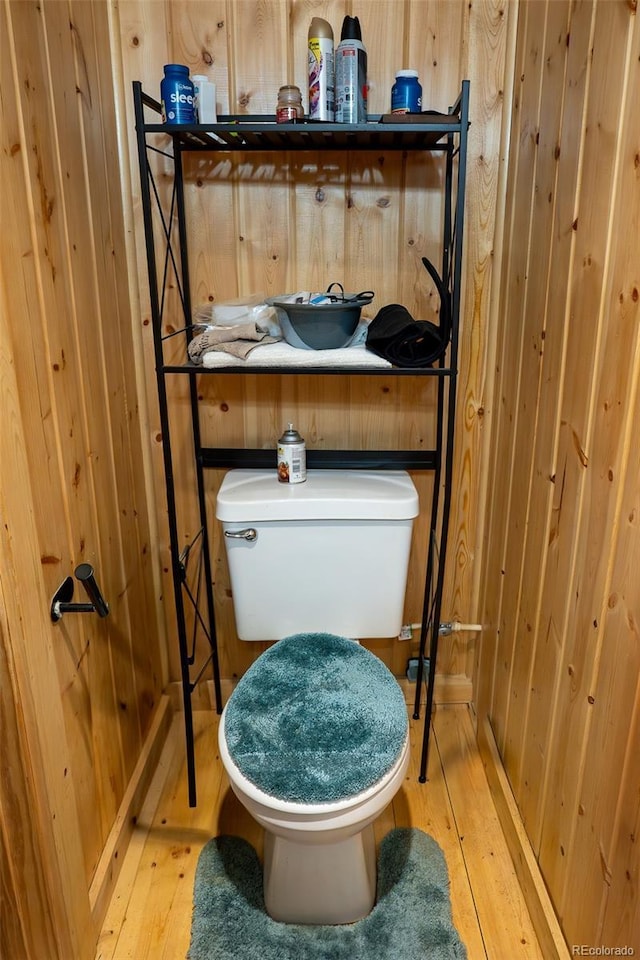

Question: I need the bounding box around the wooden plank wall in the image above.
[476,0,640,952]
[3,0,638,954]
[1,1,166,956]
[115,0,510,689]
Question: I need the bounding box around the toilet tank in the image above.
[216,469,419,641]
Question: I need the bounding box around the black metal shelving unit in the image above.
[133,80,470,806]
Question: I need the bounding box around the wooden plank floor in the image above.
[96,704,543,960]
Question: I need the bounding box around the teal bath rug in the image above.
[188,828,467,960]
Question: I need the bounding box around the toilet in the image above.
[215,468,419,925]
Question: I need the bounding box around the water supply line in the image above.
[399,621,482,640]
[439,621,483,635]
[403,621,482,685]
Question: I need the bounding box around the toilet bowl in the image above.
[218,633,411,924]
[219,726,410,925]
[215,469,419,925]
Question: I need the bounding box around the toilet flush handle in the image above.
[224,528,257,542]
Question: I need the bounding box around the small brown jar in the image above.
[276,85,304,122]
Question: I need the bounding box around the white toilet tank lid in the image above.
[216,469,419,522]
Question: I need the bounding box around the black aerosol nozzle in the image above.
[340,15,362,41]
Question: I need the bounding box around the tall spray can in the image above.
[308,17,334,120]
[335,15,367,123]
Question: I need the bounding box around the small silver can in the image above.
[277,423,307,484]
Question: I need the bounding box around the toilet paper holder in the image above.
[50,563,110,622]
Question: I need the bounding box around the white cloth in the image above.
[201,340,391,369]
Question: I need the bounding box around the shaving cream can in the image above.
[277,423,307,484]
[335,16,367,123]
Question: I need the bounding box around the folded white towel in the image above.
[201,341,392,369]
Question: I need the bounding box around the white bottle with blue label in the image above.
[161,64,195,124]
[192,75,217,123]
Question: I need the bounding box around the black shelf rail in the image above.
[159,329,458,377]
[198,448,439,471]
[162,360,458,376]
[133,79,470,805]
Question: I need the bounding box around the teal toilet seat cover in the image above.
[224,633,408,804]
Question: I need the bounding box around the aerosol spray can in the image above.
[277,423,307,484]
[308,17,334,120]
[335,15,367,123]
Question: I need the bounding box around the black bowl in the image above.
[268,295,372,350]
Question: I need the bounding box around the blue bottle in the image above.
[161,64,195,124]
[391,70,422,114]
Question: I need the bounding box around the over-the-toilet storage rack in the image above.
[133,79,470,807]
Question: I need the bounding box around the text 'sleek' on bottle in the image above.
[161,64,195,123]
